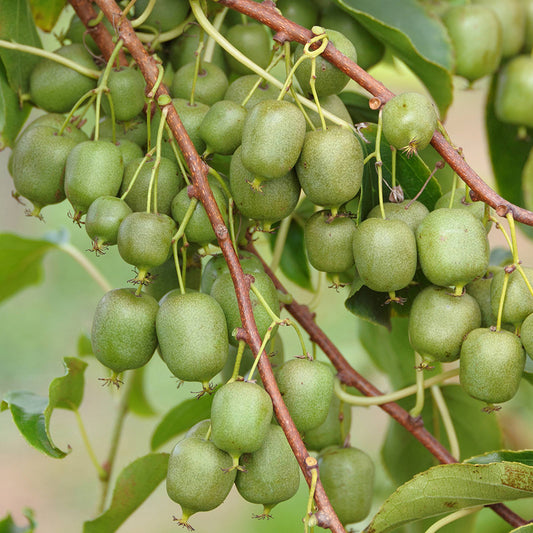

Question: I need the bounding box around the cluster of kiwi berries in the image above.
[6,0,533,528]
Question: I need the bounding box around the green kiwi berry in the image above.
[171,62,228,106]
[490,267,533,326]
[101,66,146,122]
[520,313,533,356]
[408,285,482,362]
[224,24,272,75]
[91,288,159,374]
[366,200,429,233]
[135,0,189,33]
[224,75,279,110]
[306,94,352,131]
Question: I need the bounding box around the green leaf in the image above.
[0,62,31,149]
[382,385,503,487]
[83,453,169,533]
[485,72,533,238]
[1,391,67,458]
[268,219,312,290]
[0,233,56,305]
[0,510,36,533]
[77,333,93,357]
[335,0,454,116]
[365,461,533,533]
[511,525,533,532]
[47,357,87,411]
[466,450,533,467]
[28,0,67,32]
[0,0,42,93]
[127,367,157,417]
[1,357,87,458]
[151,395,213,451]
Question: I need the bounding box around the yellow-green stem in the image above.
[73,407,107,480]
[425,507,483,533]
[431,385,460,460]
[229,340,247,382]
[496,271,509,332]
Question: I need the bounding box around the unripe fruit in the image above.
[211,380,273,463]
[162,99,209,154]
[85,196,132,251]
[296,126,363,209]
[211,271,280,346]
[224,24,272,75]
[277,0,319,30]
[171,184,228,244]
[156,291,228,386]
[98,114,148,148]
[465,270,498,328]
[91,288,159,374]
[101,138,143,168]
[460,328,525,404]
[120,156,182,216]
[416,208,490,291]
[382,92,438,155]
[442,5,502,82]
[230,146,301,225]
[135,0,189,33]
[294,29,357,97]
[520,313,533,356]
[434,192,488,227]
[304,211,356,273]
[353,218,417,293]
[276,358,334,433]
[409,285,482,362]
[367,200,429,233]
[494,55,533,129]
[490,267,533,326]
[199,100,247,155]
[30,44,97,113]
[117,212,176,273]
[166,437,236,527]
[224,75,279,110]
[235,425,300,514]
[318,446,375,525]
[171,62,228,106]
[11,126,77,215]
[240,100,306,180]
[306,94,352,131]
[20,113,88,143]
[101,66,146,122]
[64,140,124,217]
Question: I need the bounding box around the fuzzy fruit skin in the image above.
[460,328,525,404]
[296,126,363,209]
[101,67,146,122]
[117,212,176,272]
[171,184,228,245]
[306,94,352,131]
[495,55,533,129]
[294,29,357,97]
[211,381,273,458]
[409,285,481,362]
[230,146,301,223]
[415,208,490,289]
[20,113,88,143]
[224,75,279,110]
[236,424,300,509]
[91,288,159,373]
[442,5,502,82]
[434,192,488,226]
[465,271,499,328]
[318,446,375,525]
[85,196,132,247]
[120,156,182,216]
[30,44,97,113]
[224,24,272,75]
[490,267,533,326]
[353,218,417,293]
[98,115,148,148]
[11,126,77,211]
[210,271,280,346]
[276,358,334,433]
[240,100,306,180]
[304,211,356,273]
[367,200,429,233]
[166,437,236,516]
[171,62,228,106]
[135,0,189,33]
[520,313,533,357]
[382,92,438,153]
[200,251,263,295]
[64,140,124,215]
[156,291,228,383]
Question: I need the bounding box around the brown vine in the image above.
[69,0,529,530]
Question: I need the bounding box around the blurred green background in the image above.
[1,9,533,532]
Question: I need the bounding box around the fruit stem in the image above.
[227,198,239,252]
[448,172,459,208]
[207,166,231,198]
[424,506,483,533]
[248,321,275,382]
[375,109,386,220]
[506,212,520,265]
[73,407,108,480]
[391,147,397,189]
[58,90,95,136]
[172,238,187,295]
[241,49,284,107]
[0,39,101,78]
[270,214,292,273]
[130,0,156,28]
[147,106,169,213]
[229,340,247,382]
[57,242,113,292]
[430,385,460,460]
[410,351,426,417]
[120,149,155,201]
[135,13,195,44]
[188,0,354,130]
[204,6,228,62]
[189,29,205,106]
[333,368,460,406]
[453,285,464,296]
[489,214,514,254]
[495,271,510,332]
[167,126,191,186]
[304,456,319,533]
